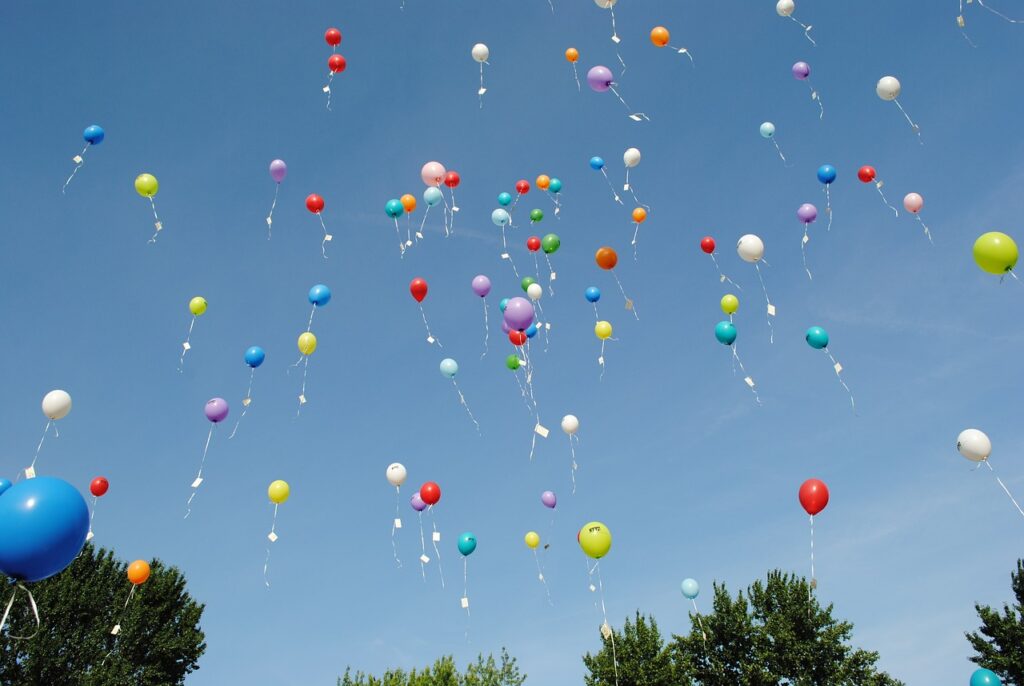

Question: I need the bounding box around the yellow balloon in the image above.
[595,320,613,340]
[578,521,612,559]
[189,296,208,316]
[297,331,318,356]
[720,294,739,315]
[973,232,1019,275]
[524,531,540,549]
[268,480,290,504]
[134,173,159,198]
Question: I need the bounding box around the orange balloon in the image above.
[127,560,151,585]
[536,175,551,190]
[565,47,579,63]
[632,207,647,223]
[650,26,670,47]
[400,194,416,213]
[595,246,618,270]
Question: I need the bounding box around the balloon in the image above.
[721,294,739,315]
[83,124,105,145]
[548,178,563,193]
[506,354,521,370]
[650,26,670,47]
[421,162,446,187]
[595,321,613,340]
[385,199,404,218]
[530,208,544,223]
[681,578,700,599]
[536,175,551,190]
[0,480,12,497]
[509,330,527,346]
[497,192,512,206]
[525,323,538,338]
[386,463,407,487]
[410,493,427,512]
[439,358,458,379]
[471,43,489,63]
[799,479,829,516]
[472,275,492,297]
[527,283,543,301]
[0,477,89,582]
[587,66,614,93]
[309,284,331,306]
[792,61,810,80]
[401,194,417,213]
[700,236,716,254]
[521,276,537,293]
[595,246,618,270]
[269,159,287,183]
[776,0,795,16]
[562,415,580,435]
[971,668,1002,686]
[444,171,461,189]
[90,477,109,498]
[127,559,151,585]
[424,186,443,206]
[42,390,72,421]
[737,234,765,263]
[623,148,641,168]
[189,296,207,316]
[325,27,342,46]
[492,209,511,226]
[585,286,602,303]
[715,321,737,346]
[541,490,557,508]
[499,298,509,312]
[409,277,428,303]
[759,122,776,139]
[457,532,477,556]
[245,345,266,368]
[632,207,647,223]
[589,156,606,170]
[797,203,818,223]
[420,481,441,505]
[973,232,1019,274]
[578,521,612,559]
[515,179,531,194]
[134,173,158,198]
[957,429,992,462]
[542,233,560,254]
[503,297,535,330]
[566,47,579,63]
[817,164,836,185]
[805,326,829,349]
[297,332,317,356]
[305,194,324,213]
[501,321,511,335]
[328,54,346,73]
[903,193,923,213]
[525,531,540,549]
[527,236,541,252]
[857,166,877,183]
[204,397,229,423]
[268,480,290,505]
[876,76,901,101]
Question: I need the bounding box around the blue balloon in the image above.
[492,209,511,227]
[971,669,1002,686]
[715,321,737,346]
[83,124,105,145]
[244,346,266,368]
[585,286,602,303]
[385,199,404,218]
[805,326,829,350]
[458,532,477,556]
[424,186,443,207]
[499,298,509,312]
[548,177,563,193]
[498,192,513,207]
[0,480,11,497]
[0,477,89,582]
[589,156,605,170]
[308,284,331,307]
[439,358,458,379]
[681,578,700,600]
[817,164,837,185]
[526,323,538,338]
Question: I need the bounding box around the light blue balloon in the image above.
[971,669,1001,686]
[715,321,737,346]
[548,177,562,193]
[499,298,509,312]
[589,156,605,170]
[439,358,458,379]
[498,192,513,207]
[424,186,443,207]
[385,199,404,218]
[759,122,776,139]
[83,124,105,145]
[585,286,601,303]
[805,326,829,350]
[457,532,477,556]
[817,164,837,185]
[526,323,538,338]
[681,578,699,600]
[492,209,511,227]
[244,346,266,368]
[308,284,331,307]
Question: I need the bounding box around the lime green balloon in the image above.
[973,232,1018,275]
[134,173,159,198]
[541,233,561,254]
[521,276,537,292]
[720,294,739,315]
[529,209,544,223]
[505,354,520,370]
[578,521,612,559]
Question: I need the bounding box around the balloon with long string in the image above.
[650,26,694,64]
[134,173,163,243]
[857,165,898,216]
[471,275,492,358]
[265,159,286,238]
[957,429,1024,520]
[525,281,551,359]
[444,170,461,232]
[816,165,836,231]
[540,491,558,547]
[409,277,442,346]
[720,295,740,375]
[385,198,407,257]
[680,579,708,648]
[759,122,790,165]
[524,532,553,604]
[178,296,207,372]
[505,354,534,415]
[791,62,823,119]
[512,178,531,211]
[776,0,816,46]
[798,479,828,589]
[714,321,761,405]
[492,208,519,278]
[385,463,407,568]
[541,233,560,294]
[420,186,443,240]
[86,477,109,542]
[902,193,934,244]
[592,0,627,73]
[876,76,921,143]
[797,204,818,280]
[63,124,104,194]
[420,482,445,589]
[185,398,229,518]
[805,327,855,413]
[228,346,265,439]
[304,194,332,259]
[621,148,649,208]
[590,156,623,205]
[440,359,480,434]
[630,208,647,258]
[543,176,563,216]
[458,533,477,617]
[24,389,72,480]
[700,237,741,289]
[579,521,619,684]
[400,193,417,248]
[527,235,543,280]
[595,246,638,319]
[322,28,344,110]
[264,480,290,588]
[471,43,490,107]
[410,492,429,580]
[110,560,151,637]
[505,298,542,419]
[293,332,318,412]
[566,48,581,91]
[737,234,775,343]
[560,415,583,492]
[594,320,614,379]
[587,65,648,121]
[973,232,1020,285]
[306,284,331,331]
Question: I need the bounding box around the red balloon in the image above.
[325,28,342,46]
[90,477,109,498]
[328,54,347,74]
[526,236,541,252]
[409,277,428,303]
[515,179,530,195]
[857,166,876,183]
[306,194,324,214]
[420,481,441,505]
[509,330,527,346]
[700,236,716,254]
[798,479,829,516]
[444,171,461,188]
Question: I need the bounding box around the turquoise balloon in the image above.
[548,177,562,193]
[439,358,458,379]
[971,669,1001,686]
[805,326,829,350]
[498,192,512,207]
[759,122,776,139]
[499,297,509,312]
[385,199,404,218]
[492,209,511,227]
[457,532,477,556]
[715,321,737,346]
[681,578,699,599]
[424,186,443,207]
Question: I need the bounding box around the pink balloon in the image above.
[903,192,923,214]
[421,161,447,187]
[269,159,287,183]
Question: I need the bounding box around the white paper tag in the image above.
[111,624,121,636]
[628,114,643,122]
[545,322,551,330]
[600,623,613,639]
[534,423,550,438]
[834,362,843,374]
[24,466,36,479]
[452,206,460,213]
[72,155,83,164]
[420,554,430,564]
[298,394,307,404]
[86,531,95,542]
[589,584,597,592]
[394,518,402,529]
[182,341,191,351]
[154,221,163,231]
[415,232,423,239]
[744,376,755,388]
[406,240,413,247]
[325,234,333,242]
[242,397,252,407]
[538,573,545,581]
[266,216,273,226]
[876,180,884,189]
[720,274,726,282]
[957,15,965,26]
[461,597,469,608]
[267,531,278,543]
[478,88,487,95]
[767,304,777,317]
[550,271,557,280]
[623,183,630,191]
[191,476,203,488]
[598,356,605,365]
[802,235,810,244]
[501,252,510,260]
[427,335,435,344]
[432,531,441,542]
[611,34,621,43]
[322,85,330,93]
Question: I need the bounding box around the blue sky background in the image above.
[2,1,1024,684]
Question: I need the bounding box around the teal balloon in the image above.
[805,326,829,350]
[681,578,699,600]
[548,177,563,193]
[385,199,404,218]
[971,669,1001,686]
[498,192,512,207]
[424,187,443,207]
[457,532,477,556]
[439,358,458,379]
[715,321,737,346]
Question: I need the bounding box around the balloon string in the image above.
[430,509,445,589]
[62,144,90,194]
[0,584,40,640]
[731,345,762,405]
[770,138,790,166]
[801,222,813,281]
[985,460,1024,519]
[501,229,521,281]
[297,356,310,415]
[533,550,554,605]
[600,168,623,205]
[463,557,471,618]
[894,100,923,143]
[915,214,934,245]
[317,213,330,259]
[592,303,600,322]
[874,181,899,216]
[512,367,532,415]
[533,253,542,280]
[544,254,557,295]
[824,185,833,232]
[592,562,620,686]
[264,504,279,589]
[439,191,452,238]
[571,63,581,91]
[418,303,442,347]
[754,264,774,344]
[522,344,538,414]
[480,299,489,359]
[546,190,561,216]
[789,15,817,46]
[147,197,162,243]
[709,253,741,289]
[478,62,487,108]
[608,6,620,43]
[569,434,579,494]
[452,380,481,435]
[393,218,406,258]
[809,515,815,585]
[631,221,641,260]
[185,425,215,518]
[976,0,1024,22]
[179,316,197,372]
[668,45,694,64]
[266,183,279,239]
[608,85,649,122]
[611,271,639,319]
[599,339,607,380]
[418,512,427,582]
[28,420,52,476]
[228,368,256,439]
[307,304,317,332]
[418,204,430,241]
[392,486,402,568]
[87,495,98,540]
[807,82,824,120]
[534,299,550,352]
[405,213,413,247]
[691,599,708,646]
[324,72,334,111]
[824,350,855,414]
[109,584,137,639]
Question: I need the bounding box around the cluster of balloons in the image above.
[323,27,347,110]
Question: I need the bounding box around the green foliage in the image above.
[967,559,1024,684]
[583,612,676,686]
[339,649,525,686]
[0,544,205,686]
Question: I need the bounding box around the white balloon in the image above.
[594,0,618,7]
[776,0,795,17]
[561,414,580,435]
[876,76,901,102]
[527,283,543,301]
[41,389,72,421]
[737,234,765,263]
[623,148,641,168]
[471,43,490,63]
[386,462,408,487]
[957,429,991,462]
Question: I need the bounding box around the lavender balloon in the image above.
[797,203,818,223]
[410,492,427,512]
[791,61,810,80]
[204,397,229,423]
[501,320,511,334]
[503,296,535,331]
[269,159,287,183]
[541,490,557,509]
[472,275,492,298]
[587,65,614,93]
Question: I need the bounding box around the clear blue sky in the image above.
[2,1,1024,684]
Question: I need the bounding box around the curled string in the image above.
[307,304,317,332]
[418,303,442,347]
[807,82,824,120]
[770,138,791,166]
[185,424,215,518]
[599,339,607,380]
[264,503,278,589]
[391,486,402,568]
[667,44,694,64]
[266,183,280,238]
[393,218,406,258]
[571,63,581,91]
[809,515,816,585]
[894,100,923,144]
[754,264,774,344]
[824,185,833,232]
[976,0,1024,22]
[147,197,162,243]
[874,181,899,216]
[533,549,554,605]
[608,85,649,122]
[521,344,538,415]
[439,191,452,237]
[478,62,487,108]
[789,15,817,46]
[480,299,489,359]
[62,144,90,194]
[463,557,471,618]
[569,433,579,494]
[512,365,533,414]
[297,356,310,415]
[985,460,1024,519]
[452,379,481,434]
[429,508,445,589]
[730,345,762,405]
[228,368,257,439]
[624,174,649,210]
[533,253,542,280]
[0,584,40,640]
[546,190,562,216]
[600,168,623,205]
[317,213,330,259]
[593,303,600,321]
[544,254,557,295]
[417,204,430,241]
[915,214,934,245]
[87,495,98,541]
[631,221,642,260]
[405,213,413,247]
[691,599,708,648]
[110,584,137,640]
[534,299,551,352]
[611,271,638,319]
[589,561,620,686]
[825,350,855,413]
[418,511,427,582]
[324,72,334,111]
[608,5,620,43]
[501,230,522,281]
[179,316,197,372]
[28,420,53,476]
[709,253,741,289]
[801,222,813,281]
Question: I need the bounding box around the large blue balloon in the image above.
[681,578,700,600]
[0,477,89,582]
[806,326,829,350]
[589,156,605,170]
[0,480,11,497]
[526,323,538,338]
[83,124,105,145]
[244,345,266,368]
[458,532,477,556]
[308,284,331,307]
[715,321,737,346]
[585,286,602,303]
[816,164,836,185]
[971,669,1001,686]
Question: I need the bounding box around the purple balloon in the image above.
[501,320,511,334]
[204,397,229,423]
[503,297,535,331]
[792,61,810,80]
[410,493,427,512]
[541,491,557,509]
[797,203,818,224]
[586,65,614,93]
[269,159,287,183]
[472,274,492,298]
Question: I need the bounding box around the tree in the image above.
[582,612,676,686]
[0,544,205,685]
[338,649,526,686]
[967,559,1024,684]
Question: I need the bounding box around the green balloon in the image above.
[529,209,544,223]
[521,276,537,292]
[541,233,561,254]
[505,354,520,370]
[973,232,1018,275]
